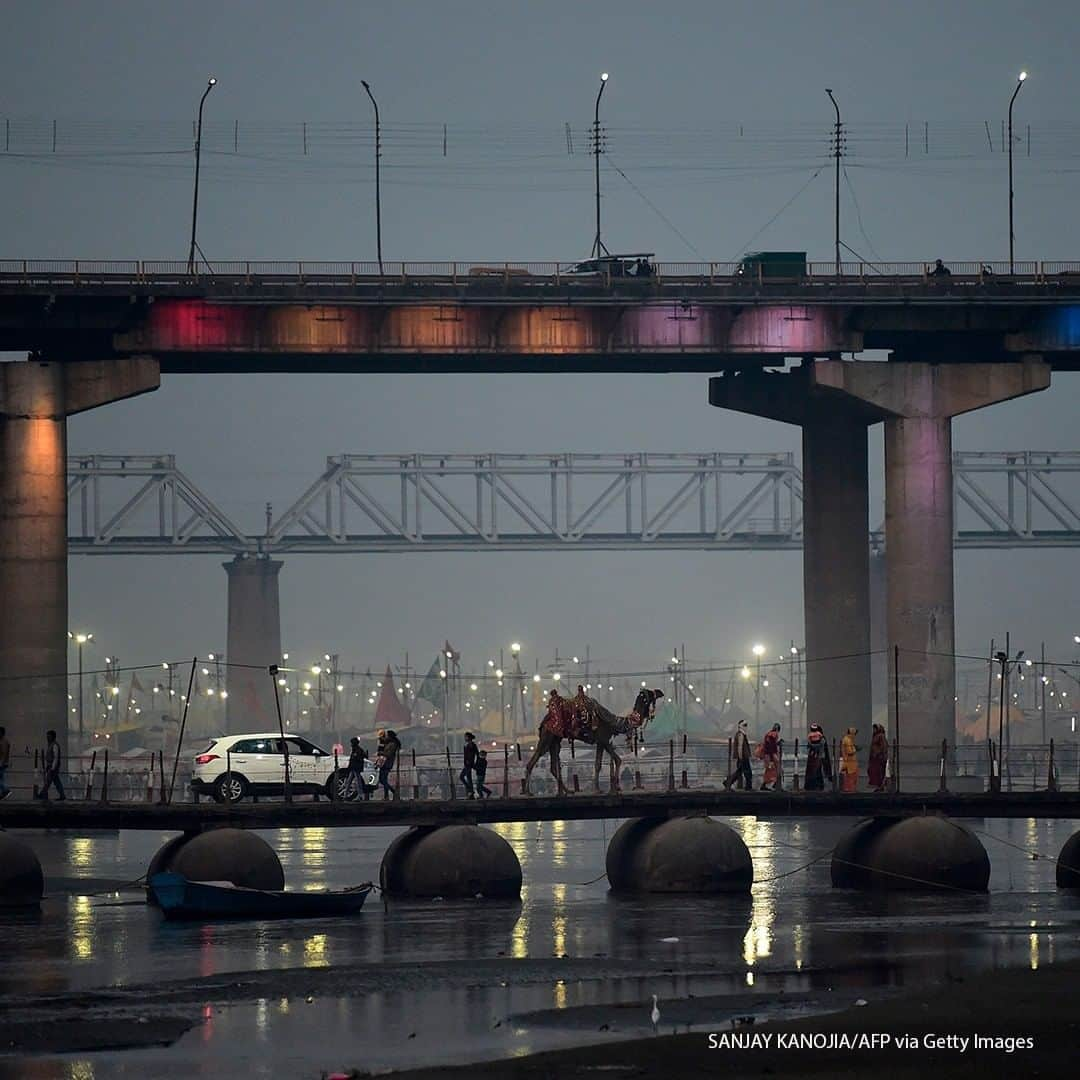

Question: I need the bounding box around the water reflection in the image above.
[1,817,1078,1077]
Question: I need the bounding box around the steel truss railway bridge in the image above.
[68,449,1080,555]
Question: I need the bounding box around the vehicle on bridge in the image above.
[191,733,372,803]
[561,253,655,278]
[736,251,807,280]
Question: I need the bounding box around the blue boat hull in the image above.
[149,872,372,920]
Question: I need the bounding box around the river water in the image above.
[2,816,1079,1079]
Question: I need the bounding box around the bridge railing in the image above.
[3,738,1076,803]
[0,258,1071,289]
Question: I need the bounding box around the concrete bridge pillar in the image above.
[224,555,283,733]
[709,367,883,740]
[814,359,1050,782]
[0,358,159,788]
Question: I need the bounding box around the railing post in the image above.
[503,743,510,798]
[100,748,109,803]
[158,749,166,805]
[85,750,97,801]
[668,739,675,792]
[792,737,800,792]
[412,748,419,800]
[938,738,948,793]
[987,737,998,793]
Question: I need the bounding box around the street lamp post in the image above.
[187,76,217,274]
[68,632,92,743]
[361,80,383,276]
[1008,71,1027,275]
[825,89,841,277]
[752,643,766,727]
[592,73,609,258]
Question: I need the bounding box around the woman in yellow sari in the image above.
[840,727,859,792]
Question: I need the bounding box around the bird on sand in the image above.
[650,995,660,1029]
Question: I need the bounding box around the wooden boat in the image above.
[149,872,373,921]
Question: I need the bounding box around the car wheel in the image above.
[331,770,358,802]
[215,773,247,803]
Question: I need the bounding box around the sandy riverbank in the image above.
[385,957,1080,1079]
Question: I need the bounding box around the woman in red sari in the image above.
[760,723,782,790]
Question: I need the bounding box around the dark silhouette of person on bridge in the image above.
[460,731,478,798]
[347,736,370,800]
[475,748,493,798]
[375,728,400,800]
[929,258,952,277]
[804,723,833,791]
[36,729,65,801]
[723,719,753,790]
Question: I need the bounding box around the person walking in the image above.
[804,723,833,791]
[760,723,782,791]
[346,736,369,801]
[840,727,859,792]
[868,723,889,792]
[0,726,11,800]
[723,719,753,790]
[37,729,65,801]
[375,729,400,801]
[475,748,493,798]
[460,731,478,798]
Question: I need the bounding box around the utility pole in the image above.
[591,73,609,258]
[826,89,842,278]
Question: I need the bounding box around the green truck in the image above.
[737,251,807,279]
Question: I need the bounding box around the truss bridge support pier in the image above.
[711,358,1050,787]
[224,555,283,733]
[0,358,159,767]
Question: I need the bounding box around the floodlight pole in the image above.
[1008,72,1027,274]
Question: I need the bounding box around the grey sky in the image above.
[4,1,1080,681]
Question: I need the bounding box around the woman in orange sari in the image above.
[840,727,859,792]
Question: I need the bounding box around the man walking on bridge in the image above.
[460,731,478,799]
[36,729,65,801]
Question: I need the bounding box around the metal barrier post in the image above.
[668,739,675,792]
[793,737,800,792]
[938,738,948,793]
[412,748,419,800]
[1048,739,1057,792]
[503,744,510,798]
[988,738,998,793]
[85,751,96,801]
[100,748,109,803]
[446,746,455,799]
[158,750,166,805]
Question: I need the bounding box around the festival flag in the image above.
[417,656,446,713]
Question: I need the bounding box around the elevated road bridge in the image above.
[3,258,1080,371]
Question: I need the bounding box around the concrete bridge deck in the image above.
[2,790,1079,831]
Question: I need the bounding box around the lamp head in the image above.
[601,72,609,81]
[1018,70,1027,82]
[207,76,217,87]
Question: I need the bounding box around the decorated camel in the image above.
[522,685,664,795]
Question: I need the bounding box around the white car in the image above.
[191,733,375,803]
